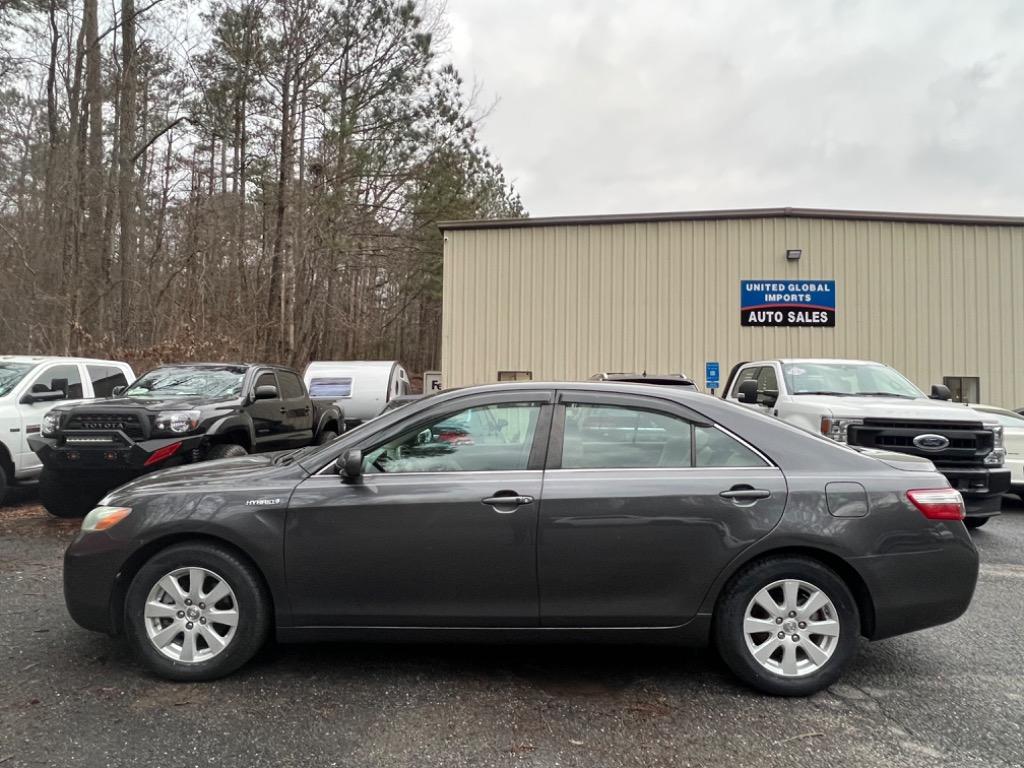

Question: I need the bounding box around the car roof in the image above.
[434,380,708,402]
[773,358,883,366]
[0,355,129,366]
[306,361,400,370]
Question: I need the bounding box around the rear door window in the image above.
[87,365,129,398]
[277,371,305,400]
[694,426,768,467]
[560,404,693,468]
[309,377,353,397]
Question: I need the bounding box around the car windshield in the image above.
[0,362,35,397]
[781,362,924,399]
[124,367,245,398]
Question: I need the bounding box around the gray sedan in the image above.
[64,381,978,695]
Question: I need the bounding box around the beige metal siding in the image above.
[441,217,1024,408]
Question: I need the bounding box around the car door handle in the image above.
[481,494,534,512]
[719,487,772,501]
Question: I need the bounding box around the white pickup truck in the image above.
[722,358,1010,528]
[0,356,135,504]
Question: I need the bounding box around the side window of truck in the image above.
[277,371,304,400]
[31,364,83,400]
[757,366,779,394]
[87,365,129,398]
[730,367,760,398]
[255,372,278,397]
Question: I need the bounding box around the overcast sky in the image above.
[446,0,1024,218]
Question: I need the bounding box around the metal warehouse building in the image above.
[439,208,1024,408]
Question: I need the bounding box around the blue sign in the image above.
[705,361,720,389]
[741,280,836,327]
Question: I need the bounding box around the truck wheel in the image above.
[124,542,270,681]
[315,429,338,446]
[964,517,989,529]
[0,464,8,507]
[713,556,859,696]
[206,443,248,461]
[39,467,104,518]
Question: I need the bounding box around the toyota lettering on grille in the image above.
[912,433,950,451]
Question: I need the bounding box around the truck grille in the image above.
[64,412,146,440]
[848,419,993,467]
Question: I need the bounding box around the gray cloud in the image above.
[447,0,1024,216]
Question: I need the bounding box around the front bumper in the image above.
[30,433,206,474]
[853,527,980,640]
[63,530,134,635]
[937,466,1011,518]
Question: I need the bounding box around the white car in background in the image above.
[0,356,135,504]
[970,404,1024,502]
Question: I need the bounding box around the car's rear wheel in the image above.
[205,443,248,461]
[964,517,989,529]
[124,542,270,681]
[39,467,105,518]
[714,557,859,696]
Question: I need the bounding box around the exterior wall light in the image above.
[786,249,802,261]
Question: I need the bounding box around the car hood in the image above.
[103,453,296,500]
[53,395,242,413]
[791,395,985,423]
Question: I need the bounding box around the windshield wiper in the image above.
[793,390,851,396]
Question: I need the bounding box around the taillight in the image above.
[906,488,965,520]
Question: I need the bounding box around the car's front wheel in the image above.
[124,542,270,681]
[714,556,859,696]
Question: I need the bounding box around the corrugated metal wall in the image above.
[441,216,1024,408]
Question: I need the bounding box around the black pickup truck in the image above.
[30,363,343,517]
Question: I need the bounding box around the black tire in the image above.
[205,442,248,461]
[713,556,860,696]
[964,517,989,529]
[315,429,338,446]
[38,467,105,518]
[124,542,271,681]
[0,463,8,507]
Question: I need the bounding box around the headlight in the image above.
[41,412,61,436]
[820,416,863,443]
[154,410,201,434]
[81,506,132,532]
[983,423,1005,466]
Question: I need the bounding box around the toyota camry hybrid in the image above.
[63,381,979,696]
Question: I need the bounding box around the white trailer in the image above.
[302,360,410,426]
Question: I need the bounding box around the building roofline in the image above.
[439,206,1024,231]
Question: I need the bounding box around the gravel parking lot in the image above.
[1,493,1022,768]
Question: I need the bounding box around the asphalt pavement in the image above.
[1,491,1022,768]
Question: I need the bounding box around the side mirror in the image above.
[758,389,779,406]
[21,388,64,404]
[112,385,126,396]
[930,384,952,401]
[336,449,363,483]
[737,379,759,404]
[253,384,279,400]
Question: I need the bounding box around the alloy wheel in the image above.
[143,567,240,663]
[742,578,840,677]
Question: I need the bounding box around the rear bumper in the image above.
[853,531,980,640]
[938,466,1010,518]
